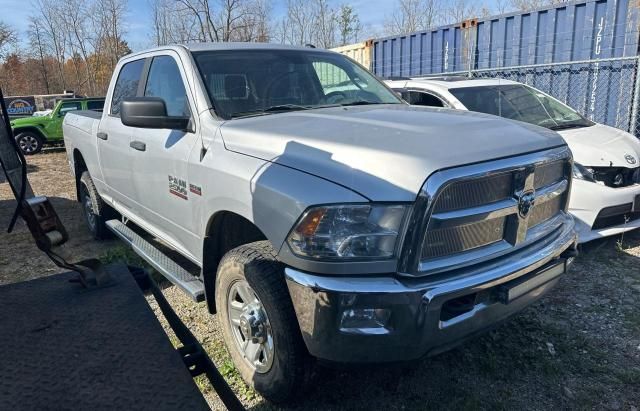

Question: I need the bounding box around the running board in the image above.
[106,220,205,302]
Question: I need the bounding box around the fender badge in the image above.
[625,154,637,165]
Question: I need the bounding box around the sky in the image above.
[0,0,504,51]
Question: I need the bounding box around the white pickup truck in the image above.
[63,43,578,402]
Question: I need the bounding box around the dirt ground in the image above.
[1,150,639,410]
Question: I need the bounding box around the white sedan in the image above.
[385,77,640,243]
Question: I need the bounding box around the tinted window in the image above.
[450,85,592,130]
[401,91,445,107]
[59,101,82,116]
[87,100,105,111]
[193,50,401,119]
[144,56,190,117]
[111,59,145,116]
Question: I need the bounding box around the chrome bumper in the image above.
[285,216,577,363]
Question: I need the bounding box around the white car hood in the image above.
[559,123,640,167]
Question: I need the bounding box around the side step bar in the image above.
[106,220,205,302]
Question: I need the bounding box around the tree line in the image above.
[0,0,568,97]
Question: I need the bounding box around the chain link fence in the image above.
[440,56,640,136]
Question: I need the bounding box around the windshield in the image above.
[193,49,402,119]
[449,84,593,130]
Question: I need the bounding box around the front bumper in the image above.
[570,179,640,243]
[285,217,577,363]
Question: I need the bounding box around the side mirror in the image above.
[120,97,190,130]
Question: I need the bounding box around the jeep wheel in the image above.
[15,132,44,155]
[215,241,311,403]
[79,171,112,240]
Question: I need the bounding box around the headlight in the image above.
[287,204,409,260]
[572,162,596,182]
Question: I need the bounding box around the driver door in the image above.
[129,53,201,258]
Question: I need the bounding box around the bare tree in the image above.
[313,0,337,48]
[384,0,442,36]
[0,21,16,59]
[151,0,201,45]
[510,0,569,11]
[282,0,317,45]
[28,17,51,93]
[33,0,68,90]
[445,0,482,23]
[336,4,361,46]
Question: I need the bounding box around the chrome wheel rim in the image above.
[227,280,274,373]
[82,186,97,232]
[18,135,39,153]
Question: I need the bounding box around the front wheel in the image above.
[15,131,44,155]
[79,171,112,240]
[215,241,311,403]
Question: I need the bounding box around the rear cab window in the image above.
[110,59,146,116]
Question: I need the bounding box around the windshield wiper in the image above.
[549,122,590,131]
[339,101,385,107]
[263,104,310,112]
[231,104,310,119]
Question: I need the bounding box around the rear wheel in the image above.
[15,131,44,155]
[215,241,311,403]
[79,171,113,240]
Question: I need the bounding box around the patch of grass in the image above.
[623,310,640,332]
[203,339,258,401]
[100,244,146,267]
[614,368,640,385]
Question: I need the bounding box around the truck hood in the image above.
[220,105,566,201]
[558,123,640,167]
[10,116,49,127]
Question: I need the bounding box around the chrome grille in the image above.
[529,195,563,228]
[423,217,506,259]
[433,172,513,212]
[415,148,572,274]
[534,161,565,189]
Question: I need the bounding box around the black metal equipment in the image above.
[0,87,244,411]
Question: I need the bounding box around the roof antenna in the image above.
[305,43,316,48]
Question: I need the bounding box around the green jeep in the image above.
[10,98,105,154]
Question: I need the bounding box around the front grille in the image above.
[419,152,571,270]
[423,217,506,259]
[433,172,513,212]
[529,195,563,228]
[592,203,640,229]
[534,161,565,189]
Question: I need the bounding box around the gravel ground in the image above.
[1,150,639,410]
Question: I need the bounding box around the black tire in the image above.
[79,171,112,240]
[15,131,44,155]
[215,241,311,403]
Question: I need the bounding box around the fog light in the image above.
[340,308,391,334]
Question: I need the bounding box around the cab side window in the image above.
[144,56,190,117]
[111,59,145,116]
[401,91,445,107]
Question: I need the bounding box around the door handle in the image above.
[97,132,108,140]
[130,141,146,151]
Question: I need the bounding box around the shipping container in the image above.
[330,40,373,69]
[371,0,639,77]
